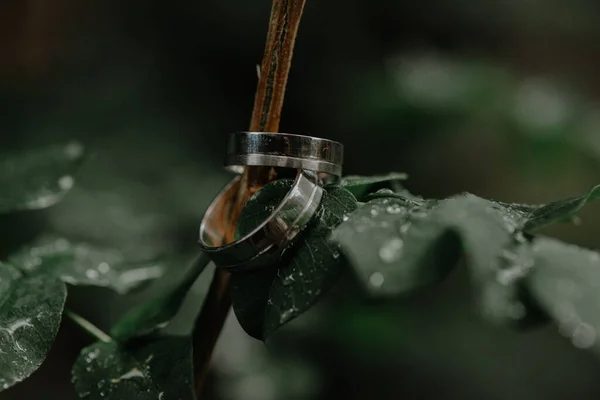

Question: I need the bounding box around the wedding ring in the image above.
[199,169,323,271]
[224,132,343,181]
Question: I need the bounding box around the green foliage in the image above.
[72,336,195,400]
[9,236,166,294]
[110,253,211,341]
[0,263,66,391]
[4,140,600,399]
[232,181,358,339]
[339,173,407,201]
[528,237,600,353]
[0,142,84,213]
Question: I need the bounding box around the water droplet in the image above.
[58,175,74,190]
[376,189,394,195]
[85,348,101,363]
[282,275,295,286]
[399,222,411,234]
[86,269,100,279]
[65,141,84,159]
[370,208,379,217]
[386,204,403,214]
[369,272,385,288]
[572,323,596,349]
[98,262,110,274]
[332,251,340,259]
[111,367,145,383]
[1,318,33,336]
[3,383,8,389]
[280,308,297,323]
[497,268,524,286]
[378,237,404,263]
[342,215,349,222]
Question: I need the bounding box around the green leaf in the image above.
[527,237,600,352]
[0,263,67,392]
[522,185,600,231]
[0,142,85,214]
[232,181,358,340]
[339,172,407,201]
[110,253,211,341]
[9,236,165,294]
[332,193,541,324]
[72,335,195,400]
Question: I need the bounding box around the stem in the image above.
[192,0,307,395]
[65,309,112,343]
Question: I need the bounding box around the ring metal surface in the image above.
[199,170,323,271]
[225,131,343,178]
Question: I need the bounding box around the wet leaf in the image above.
[332,193,539,324]
[0,142,85,213]
[339,172,407,201]
[9,236,164,294]
[0,263,66,392]
[522,184,600,231]
[72,335,194,400]
[527,237,600,352]
[232,181,358,340]
[110,253,211,341]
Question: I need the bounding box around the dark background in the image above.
[3,0,600,399]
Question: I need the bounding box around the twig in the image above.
[65,309,112,343]
[192,0,307,395]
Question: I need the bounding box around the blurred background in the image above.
[3,0,600,399]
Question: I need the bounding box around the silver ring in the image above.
[199,170,323,271]
[224,131,343,178]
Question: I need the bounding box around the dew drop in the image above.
[386,204,403,214]
[279,308,297,323]
[282,275,295,286]
[376,189,394,195]
[369,272,385,288]
[378,237,404,263]
[85,269,100,279]
[65,141,84,159]
[370,208,379,217]
[572,322,596,349]
[97,262,110,274]
[399,222,411,234]
[58,175,74,190]
[342,215,349,222]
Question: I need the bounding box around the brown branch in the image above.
[192,0,307,395]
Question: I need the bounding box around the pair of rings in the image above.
[199,131,343,272]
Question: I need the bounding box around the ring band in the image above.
[199,170,323,271]
[224,131,343,178]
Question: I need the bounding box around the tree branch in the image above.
[192,0,307,395]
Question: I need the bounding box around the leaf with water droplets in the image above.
[231,180,358,340]
[110,253,211,341]
[72,335,194,400]
[340,172,407,201]
[527,237,600,352]
[522,185,600,231]
[9,236,165,294]
[0,263,66,392]
[0,142,85,214]
[332,194,538,325]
